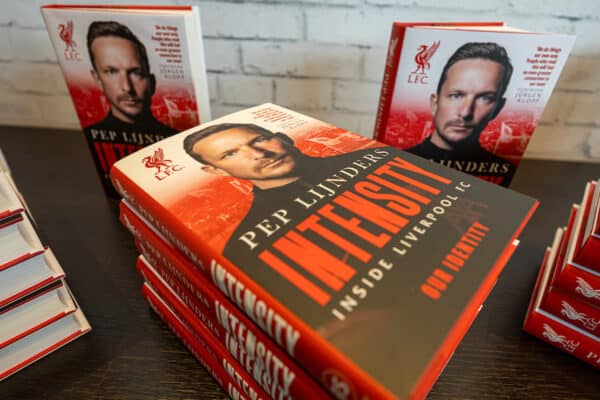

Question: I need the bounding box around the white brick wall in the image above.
[0,0,598,163]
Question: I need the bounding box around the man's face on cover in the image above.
[430,58,506,150]
[90,36,152,124]
[192,127,299,185]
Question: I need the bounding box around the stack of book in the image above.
[524,179,600,368]
[0,150,90,381]
[111,103,538,399]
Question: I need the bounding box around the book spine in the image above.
[111,169,394,400]
[373,23,405,141]
[542,286,600,335]
[523,309,600,369]
[555,263,600,308]
[142,283,270,400]
[136,252,330,400]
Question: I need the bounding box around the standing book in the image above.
[374,22,575,187]
[110,103,537,399]
[41,4,211,196]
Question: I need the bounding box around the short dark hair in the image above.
[436,42,513,97]
[87,21,150,72]
[183,123,278,164]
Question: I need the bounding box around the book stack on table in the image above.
[0,150,90,381]
[524,179,600,368]
[110,103,538,399]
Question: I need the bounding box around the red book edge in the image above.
[141,283,270,400]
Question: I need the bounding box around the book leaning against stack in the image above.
[111,103,538,399]
[524,179,600,368]
[0,150,90,381]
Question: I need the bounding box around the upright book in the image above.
[110,103,537,399]
[42,4,211,196]
[374,22,575,187]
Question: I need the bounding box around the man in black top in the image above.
[406,42,515,185]
[85,21,177,140]
[183,123,390,262]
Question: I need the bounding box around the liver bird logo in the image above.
[575,277,600,300]
[414,40,440,74]
[58,21,76,51]
[142,148,173,174]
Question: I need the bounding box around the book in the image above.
[0,281,76,349]
[574,179,600,271]
[41,4,211,197]
[0,172,24,222]
[0,248,65,309]
[0,308,90,381]
[523,229,600,369]
[374,22,575,187]
[133,241,330,399]
[552,185,600,306]
[540,228,600,335]
[142,282,270,400]
[111,103,537,399]
[0,214,44,274]
[0,151,90,380]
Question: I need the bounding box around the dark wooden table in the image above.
[0,126,598,400]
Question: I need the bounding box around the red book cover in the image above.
[41,5,211,196]
[373,22,575,187]
[540,228,600,335]
[574,179,600,271]
[524,230,600,369]
[136,252,330,399]
[111,103,537,399]
[552,184,600,306]
[142,282,270,400]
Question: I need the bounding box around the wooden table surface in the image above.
[0,126,598,400]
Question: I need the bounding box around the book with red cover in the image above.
[111,103,537,399]
[136,251,330,399]
[41,4,211,196]
[125,202,331,399]
[573,179,600,271]
[0,248,65,309]
[373,22,574,187]
[0,281,77,350]
[142,282,270,400]
[524,229,600,369]
[540,227,600,335]
[0,307,90,381]
[552,183,600,307]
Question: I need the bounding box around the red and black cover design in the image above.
[373,22,574,187]
[111,104,537,399]
[126,204,327,399]
[524,230,600,369]
[142,282,270,400]
[41,5,210,196]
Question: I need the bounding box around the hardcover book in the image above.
[524,229,600,369]
[111,103,537,399]
[574,179,600,271]
[142,282,271,400]
[374,22,575,187]
[41,4,211,196]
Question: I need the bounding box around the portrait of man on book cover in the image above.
[182,122,386,263]
[404,42,516,185]
[85,21,178,140]
[376,28,575,188]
